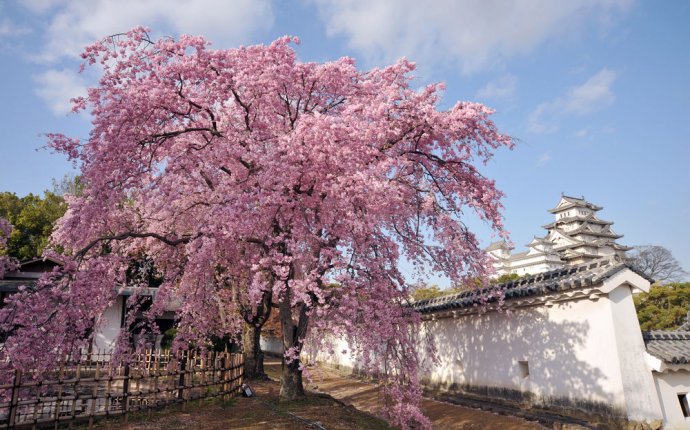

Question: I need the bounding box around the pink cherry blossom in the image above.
[1,28,511,429]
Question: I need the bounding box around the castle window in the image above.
[518,361,529,379]
[679,393,690,417]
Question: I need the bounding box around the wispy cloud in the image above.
[575,128,589,138]
[528,103,559,134]
[528,68,618,134]
[0,17,31,38]
[537,152,551,166]
[562,69,617,114]
[312,0,631,73]
[475,75,517,100]
[21,0,274,63]
[33,69,88,115]
[17,0,66,14]
[18,0,274,114]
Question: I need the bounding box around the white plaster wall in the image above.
[417,296,629,412]
[653,371,690,429]
[261,335,284,356]
[306,288,660,420]
[607,285,664,421]
[303,335,360,370]
[92,296,123,353]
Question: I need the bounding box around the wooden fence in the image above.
[0,350,244,429]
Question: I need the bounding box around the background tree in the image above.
[495,273,521,284]
[410,284,444,301]
[51,174,85,197]
[634,283,690,330]
[627,245,688,283]
[0,191,67,260]
[0,218,18,278]
[1,29,511,429]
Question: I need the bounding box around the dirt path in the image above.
[266,361,547,430]
[93,360,548,429]
[90,377,392,430]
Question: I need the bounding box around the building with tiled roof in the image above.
[301,258,684,428]
[640,312,690,429]
[0,258,176,352]
[487,195,631,277]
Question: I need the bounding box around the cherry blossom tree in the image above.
[0,28,511,428]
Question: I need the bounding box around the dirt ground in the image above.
[285,361,546,430]
[87,376,392,430]
[86,360,547,429]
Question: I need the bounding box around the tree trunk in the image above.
[279,359,304,400]
[243,323,267,379]
[278,290,308,401]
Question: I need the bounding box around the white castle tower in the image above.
[487,195,631,277]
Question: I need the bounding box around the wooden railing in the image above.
[0,349,244,429]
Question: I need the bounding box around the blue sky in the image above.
[0,0,688,278]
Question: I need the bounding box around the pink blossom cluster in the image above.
[1,28,511,428]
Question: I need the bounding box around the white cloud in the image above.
[475,75,517,100]
[528,68,617,134]
[20,0,274,114]
[18,0,67,14]
[33,69,88,115]
[563,69,617,114]
[528,102,559,134]
[312,0,631,73]
[23,0,274,62]
[575,128,589,138]
[537,152,551,165]
[0,16,30,38]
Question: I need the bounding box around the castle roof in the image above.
[413,258,642,314]
[484,240,512,252]
[542,214,613,229]
[567,225,623,239]
[548,195,603,214]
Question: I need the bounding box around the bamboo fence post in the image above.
[122,363,130,422]
[222,352,229,401]
[153,350,160,409]
[53,362,65,430]
[105,359,112,417]
[177,351,186,406]
[69,360,81,428]
[88,360,101,429]
[8,369,21,428]
[199,351,206,406]
[237,353,243,389]
[134,360,141,412]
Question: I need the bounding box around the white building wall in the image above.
[261,335,284,356]
[304,284,663,423]
[92,296,123,352]
[607,285,664,421]
[416,296,629,412]
[653,371,690,429]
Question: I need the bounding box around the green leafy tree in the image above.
[410,285,444,301]
[0,191,67,260]
[495,273,522,284]
[634,283,690,331]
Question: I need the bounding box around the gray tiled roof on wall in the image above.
[0,279,36,292]
[643,331,690,364]
[412,258,641,314]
